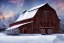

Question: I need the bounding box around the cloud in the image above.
[57,3,64,12]
[0,0,24,20]
[0,5,14,20]
[9,0,24,7]
[0,15,4,19]
[55,1,64,16]
[49,0,64,15]
[3,11,14,19]
[0,11,14,20]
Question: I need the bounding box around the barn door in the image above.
[41,27,53,34]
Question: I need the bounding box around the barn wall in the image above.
[50,9,60,33]
[33,4,60,34]
[18,22,33,34]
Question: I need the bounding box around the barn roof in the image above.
[6,21,33,30]
[15,3,46,22]
[15,9,38,22]
[28,3,46,11]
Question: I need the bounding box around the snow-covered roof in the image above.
[6,21,33,30]
[15,3,46,22]
[15,14,24,22]
[28,3,46,11]
[15,9,38,22]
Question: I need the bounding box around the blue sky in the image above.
[0,0,64,28]
[0,0,64,19]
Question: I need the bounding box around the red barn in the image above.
[8,3,60,34]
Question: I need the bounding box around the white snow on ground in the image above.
[0,33,7,36]
[0,33,64,43]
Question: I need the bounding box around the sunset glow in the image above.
[0,0,24,20]
[0,11,14,19]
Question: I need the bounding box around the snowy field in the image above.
[0,33,64,43]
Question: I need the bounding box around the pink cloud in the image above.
[51,0,64,15]
[0,11,14,20]
[9,0,24,7]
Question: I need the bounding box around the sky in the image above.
[0,0,64,28]
[0,0,64,19]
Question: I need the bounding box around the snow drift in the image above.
[0,33,64,43]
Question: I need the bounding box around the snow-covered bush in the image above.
[5,28,20,35]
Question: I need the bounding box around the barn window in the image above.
[40,27,53,34]
[48,29,53,34]
[41,29,46,34]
